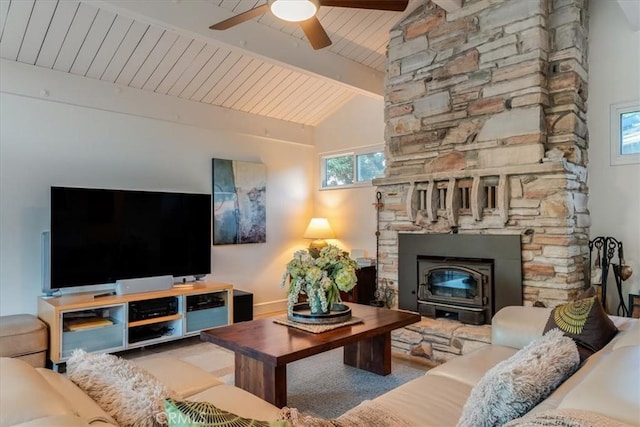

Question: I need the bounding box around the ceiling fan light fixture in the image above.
[269,0,319,22]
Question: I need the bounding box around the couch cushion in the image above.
[134,357,224,399]
[559,345,640,426]
[610,315,638,332]
[612,319,640,351]
[527,348,607,415]
[0,358,76,426]
[427,344,518,387]
[530,318,639,416]
[372,374,472,427]
[36,367,117,426]
[543,296,618,361]
[457,329,579,427]
[188,384,282,421]
[491,306,551,349]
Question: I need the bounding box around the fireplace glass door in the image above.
[417,258,492,309]
[423,266,481,301]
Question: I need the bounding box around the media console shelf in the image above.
[37,282,233,368]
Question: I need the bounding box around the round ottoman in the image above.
[0,314,48,367]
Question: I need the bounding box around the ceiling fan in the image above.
[209,0,409,50]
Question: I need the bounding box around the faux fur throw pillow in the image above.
[457,329,580,427]
[67,349,177,427]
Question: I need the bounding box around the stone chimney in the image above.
[375,0,590,307]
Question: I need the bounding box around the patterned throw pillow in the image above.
[164,399,413,427]
[575,286,596,299]
[163,399,288,427]
[543,296,618,362]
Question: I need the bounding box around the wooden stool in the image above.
[0,314,48,367]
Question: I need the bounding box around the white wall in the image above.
[314,95,386,258]
[588,1,640,311]
[0,61,315,316]
[10,5,635,318]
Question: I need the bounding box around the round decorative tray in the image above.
[288,303,352,325]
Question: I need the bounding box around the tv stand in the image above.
[37,282,233,369]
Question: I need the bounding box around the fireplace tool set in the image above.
[588,236,633,317]
[372,191,387,307]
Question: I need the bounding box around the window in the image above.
[324,155,354,187]
[610,101,640,165]
[321,148,385,189]
[357,152,385,181]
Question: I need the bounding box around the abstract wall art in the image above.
[212,158,266,245]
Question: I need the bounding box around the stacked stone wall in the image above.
[377,0,590,313]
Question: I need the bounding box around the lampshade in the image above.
[303,218,335,239]
[304,217,335,256]
[269,0,318,22]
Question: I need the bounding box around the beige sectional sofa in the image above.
[0,355,281,426]
[0,305,638,426]
[367,306,639,426]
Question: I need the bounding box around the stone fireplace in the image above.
[376,0,590,363]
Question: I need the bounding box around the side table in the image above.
[340,265,376,305]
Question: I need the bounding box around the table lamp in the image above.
[303,217,335,256]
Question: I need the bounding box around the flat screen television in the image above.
[48,186,211,290]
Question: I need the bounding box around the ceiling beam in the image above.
[432,0,463,12]
[95,0,386,97]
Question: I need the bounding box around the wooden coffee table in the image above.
[200,304,420,408]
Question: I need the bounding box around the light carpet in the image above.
[119,336,430,419]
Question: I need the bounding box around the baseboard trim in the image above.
[253,299,287,317]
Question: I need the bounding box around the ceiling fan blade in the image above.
[319,0,409,11]
[300,17,332,50]
[209,4,270,30]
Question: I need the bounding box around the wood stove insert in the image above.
[417,257,493,325]
[398,233,522,325]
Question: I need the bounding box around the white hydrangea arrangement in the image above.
[280,244,359,314]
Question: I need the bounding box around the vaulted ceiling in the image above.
[3,1,635,128]
[0,0,421,127]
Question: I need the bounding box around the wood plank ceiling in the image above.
[0,0,417,127]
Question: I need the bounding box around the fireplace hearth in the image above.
[399,234,522,325]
